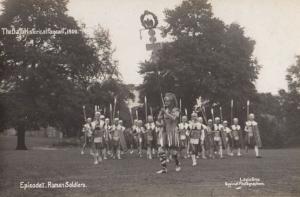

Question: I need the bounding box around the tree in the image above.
[279,56,300,146]
[251,93,285,148]
[139,0,260,118]
[0,0,123,149]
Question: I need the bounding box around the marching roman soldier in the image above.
[189,112,201,166]
[206,119,215,159]
[93,115,105,164]
[223,120,234,156]
[190,113,206,166]
[213,117,225,159]
[145,115,156,159]
[177,115,190,159]
[81,117,93,155]
[156,92,181,174]
[111,118,122,159]
[103,118,111,159]
[129,119,138,154]
[136,120,145,158]
[244,114,262,158]
[231,118,243,156]
[118,120,127,154]
[198,117,207,159]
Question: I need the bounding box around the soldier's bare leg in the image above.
[191,143,197,166]
[254,145,261,158]
[172,149,181,172]
[201,144,207,159]
[81,138,86,155]
[156,147,167,174]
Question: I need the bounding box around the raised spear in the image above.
[211,108,215,124]
[144,96,148,122]
[179,98,182,122]
[247,100,250,120]
[136,109,139,120]
[109,103,113,122]
[94,105,97,114]
[82,105,87,122]
[230,99,234,125]
[150,106,153,117]
[220,106,223,122]
[113,97,117,120]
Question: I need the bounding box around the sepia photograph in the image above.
[0,0,300,196]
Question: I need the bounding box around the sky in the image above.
[2,0,300,94]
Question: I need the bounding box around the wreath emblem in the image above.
[140,10,158,29]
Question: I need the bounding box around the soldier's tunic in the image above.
[136,126,145,147]
[224,126,233,148]
[103,123,111,147]
[93,120,105,149]
[190,121,202,154]
[111,125,123,148]
[145,122,156,147]
[94,129,105,150]
[213,124,226,149]
[231,124,243,148]
[205,125,215,150]
[244,121,262,148]
[158,107,180,149]
[127,126,135,148]
[178,122,190,150]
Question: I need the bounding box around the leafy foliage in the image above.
[0,0,131,148]
[278,56,300,146]
[139,0,260,116]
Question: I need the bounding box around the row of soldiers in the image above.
[81,109,262,167]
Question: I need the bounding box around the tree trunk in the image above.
[16,124,27,150]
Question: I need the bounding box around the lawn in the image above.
[0,136,300,197]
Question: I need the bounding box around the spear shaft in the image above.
[230,99,233,125]
[247,100,250,120]
[82,105,87,122]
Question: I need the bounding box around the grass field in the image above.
[0,136,300,197]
